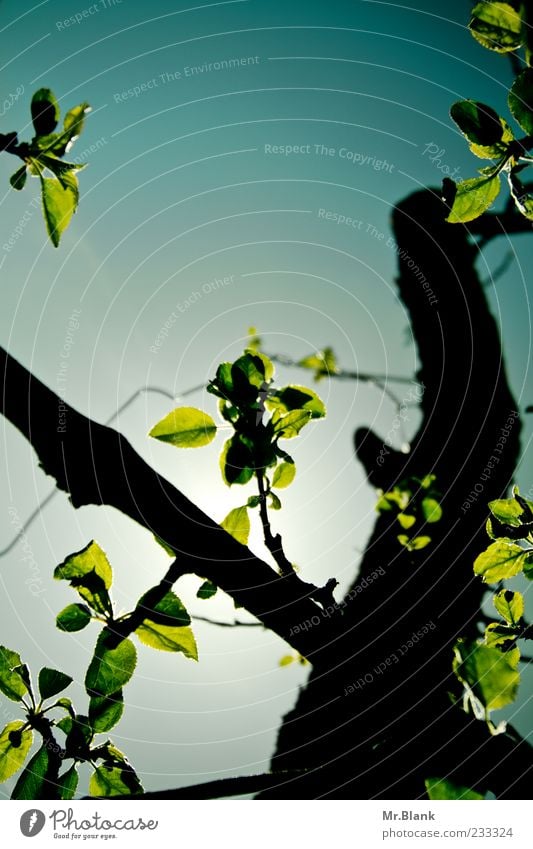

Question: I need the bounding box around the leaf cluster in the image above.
[149,349,326,550]
[452,488,533,733]
[376,474,442,551]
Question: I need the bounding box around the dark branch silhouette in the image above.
[260,188,533,799]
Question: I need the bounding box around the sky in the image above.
[0,0,532,797]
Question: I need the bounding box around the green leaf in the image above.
[450,100,506,146]
[38,668,73,701]
[89,764,143,797]
[57,764,79,800]
[0,647,28,702]
[444,174,501,224]
[9,166,27,191]
[484,622,518,647]
[0,721,33,782]
[397,513,416,530]
[220,505,250,545]
[421,497,442,524]
[494,589,524,625]
[272,461,296,489]
[63,714,92,760]
[376,488,410,513]
[207,362,234,399]
[149,406,217,448]
[469,118,514,159]
[56,716,73,736]
[509,68,533,134]
[219,435,255,485]
[40,176,77,247]
[247,495,262,508]
[137,590,191,627]
[85,632,137,697]
[267,385,326,418]
[397,535,432,551]
[469,2,523,53]
[136,621,198,659]
[273,409,312,439]
[244,349,274,382]
[56,603,92,632]
[232,352,271,392]
[425,777,484,800]
[58,102,91,154]
[89,691,124,733]
[99,742,128,765]
[38,154,85,176]
[56,168,80,206]
[31,88,60,136]
[269,491,282,510]
[453,639,520,712]
[197,580,217,600]
[55,697,74,715]
[11,745,49,799]
[54,541,113,617]
[474,541,531,583]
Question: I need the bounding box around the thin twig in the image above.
[193,615,263,628]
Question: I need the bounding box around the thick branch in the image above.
[0,346,330,659]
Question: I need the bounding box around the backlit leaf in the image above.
[89,764,143,797]
[444,174,501,224]
[11,745,49,800]
[57,764,79,800]
[453,639,520,712]
[85,632,137,697]
[40,176,77,247]
[474,541,530,583]
[56,603,92,632]
[31,88,59,136]
[89,691,124,733]
[272,462,296,489]
[509,68,533,134]
[0,647,28,703]
[425,777,484,800]
[38,668,72,701]
[493,589,524,625]
[135,622,198,659]
[220,506,250,545]
[469,2,523,53]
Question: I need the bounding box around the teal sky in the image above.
[1,0,532,796]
